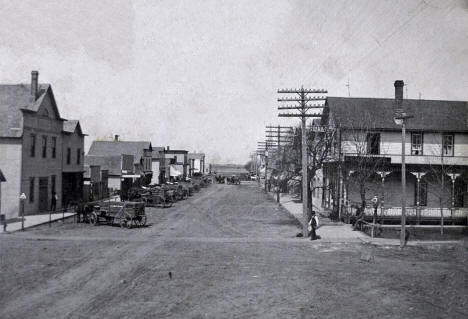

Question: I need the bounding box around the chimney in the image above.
[114,134,119,141]
[394,80,404,101]
[31,71,39,100]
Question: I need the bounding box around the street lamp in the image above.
[19,193,27,231]
[394,110,413,248]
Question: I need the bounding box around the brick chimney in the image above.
[114,134,119,141]
[394,80,404,101]
[31,71,39,101]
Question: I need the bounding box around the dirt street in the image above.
[0,183,467,319]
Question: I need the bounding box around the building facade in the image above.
[0,71,85,218]
[320,81,468,223]
[188,153,206,176]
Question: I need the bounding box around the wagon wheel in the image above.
[89,212,99,226]
[138,215,147,227]
[119,214,132,229]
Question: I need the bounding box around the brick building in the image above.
[0,71,85,218]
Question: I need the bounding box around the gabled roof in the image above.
[63,120,86,136]
[325,97,468,132]
[88,141,152,164]
[0,84,63,138]
[84,155,124,176]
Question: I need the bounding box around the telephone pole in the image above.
[258,141,276,192]
[277,87,327,237]
[266,125,293,202]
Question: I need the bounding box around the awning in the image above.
[170,165,183,177]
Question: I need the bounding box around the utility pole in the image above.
[258,141,276,193]
[277,87,327,237]
[266,125,293,202]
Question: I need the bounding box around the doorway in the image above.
[39,177,48,211]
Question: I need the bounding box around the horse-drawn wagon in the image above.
[87,200,146,228]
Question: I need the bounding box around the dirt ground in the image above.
[0,182,467,319]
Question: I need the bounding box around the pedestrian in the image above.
[308,211,319,240]
[51,191,58,212]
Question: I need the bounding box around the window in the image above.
[76,148,81,165]
[42,136,47,158]
[51,175,56,194]
[51,137,57,158]
[67,147,71,164]
[442,134,454,156]
[414,181,427,206]
[411,133,423,155]
[30,134,36,157]
[366,133,380,155]
[29,177,35,203]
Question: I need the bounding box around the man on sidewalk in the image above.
[308,211,319,240]
[51,192,58,212]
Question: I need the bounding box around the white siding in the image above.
[0,142,22,219]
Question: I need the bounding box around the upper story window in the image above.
[411,132,423,155]
[366,133,380,155]
[442,134,454,156]
[76,148,81,165]
[51,137,57,158]
[30,134,36,157]
[67,147,71,164]
[42,136,47,158]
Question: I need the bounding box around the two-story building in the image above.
[62,120,86,206]
[0,71,85,218]
[150,146,165,184]
[320,80,468,223]
[159,147,188,182]
[188,153,206,176]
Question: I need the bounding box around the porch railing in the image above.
[348,206,468,218]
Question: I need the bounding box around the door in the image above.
[39,177,48,211]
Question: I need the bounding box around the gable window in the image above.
[76,148,81,165]
[42,136,47,158]
[30,134,36,157]
[29,177,35,203]
[51,137,57,158]
[411,132,423,155]
[366,133,380,155]
[67,148,71,164]
[442,134,454,156]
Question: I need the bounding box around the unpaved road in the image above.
[1,182,467,319]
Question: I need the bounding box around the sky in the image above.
[0,0,467,164]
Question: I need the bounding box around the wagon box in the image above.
[89,200,147,228]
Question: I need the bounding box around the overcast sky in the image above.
[1,0,467,164]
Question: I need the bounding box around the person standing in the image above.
[308,211,319,240]
[51,191,58,212]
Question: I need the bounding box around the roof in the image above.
[0,169,6,182]
[152,147,165,159]
[188,153,205,159]
[88,141,152,164]
[63,120,85,135]
[0,83,62,138]
[325,97,468,132]
[84,155,124,176]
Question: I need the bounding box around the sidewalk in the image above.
[0,212,76,233]
[264,188,464,246]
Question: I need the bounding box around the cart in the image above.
[88,200,146,228]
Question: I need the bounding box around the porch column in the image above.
[377,171,391,225]
[449,173,461,225]
[410,172,426,225]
